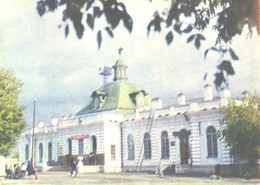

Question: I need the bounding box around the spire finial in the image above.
[118,47,123,58]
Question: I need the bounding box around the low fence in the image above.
[58,154,105,166]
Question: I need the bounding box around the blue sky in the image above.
[0,0,259,126]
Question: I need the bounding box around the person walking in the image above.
[69,156,75,167]
[26,161,37,180]
[70,160,77,177]
[155,162,163,177]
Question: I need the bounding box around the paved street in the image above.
[1,172,259,185]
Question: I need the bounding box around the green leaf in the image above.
[187,34,195,43]
[153,14,162,32]
[104,3,121,29]
[204,47,219,59]
[122,14,133,33]
[195,37,201,49]
[214,71,225,90]
[174,23,182,34]
[93,6,102,18]
[87,14,94,30]
[147,20,154,36]
[65,24,69,38]
[46,0,57,12]
[37,1,46,17]
[229,48,239,60]
[74,22,84,39]
[105,27,114,38]
[86,0,94,11]
[204,49,209,59]
[197,33,206,40]
[203,73,207,80]
[166,31,173,45]
[210,47,218,52]
[97,30,102,49]
[218,60,235,75]
[183,25,193,33]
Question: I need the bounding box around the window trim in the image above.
[111,145,116,160]
[48,142,52,162]
[206,126,218,158]
[25,144,29,161]
[161,131,170,159]
[78,139,84,155]
[143,133,152,159]
[127,134,135,160]
[39,143,43,162]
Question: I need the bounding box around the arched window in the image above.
[78,139,84,155]
[48,142,52,162]
[207,126,218,158]
[67,138,72,156]
[127,134,135,160]
[161,131,169,159]
[39,143,43,162]
[90,136,97,154]
[144,133,151,159]
[25,144,29,161]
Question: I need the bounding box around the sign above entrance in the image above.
[71,134,89,140]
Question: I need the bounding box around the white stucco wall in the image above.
[18,96,233,172]
[103,121,121,172]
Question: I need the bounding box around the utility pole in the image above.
[31,100,36,167]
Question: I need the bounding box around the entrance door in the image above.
[179,129,189,164]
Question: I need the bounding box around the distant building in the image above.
[18,56,234,174]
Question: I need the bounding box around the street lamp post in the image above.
[31,100,36,167]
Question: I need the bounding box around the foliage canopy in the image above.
[219,94,260,164]
[36,0,260,89]
[0,69,26,157]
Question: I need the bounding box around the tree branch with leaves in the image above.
[36,0,260,89]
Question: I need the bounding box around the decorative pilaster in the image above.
[190,122,201,165]
[221,140,232,164]
[72,140,77,155]
[52,138,58,161]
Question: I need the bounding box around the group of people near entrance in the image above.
[5,161,37,180]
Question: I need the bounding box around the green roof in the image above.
[76,80,151,115]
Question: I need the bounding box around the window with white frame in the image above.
[25,144,29,161]
[144,133,151,159]
[78,139,84,155]
[39,143,43,162]
[48,142,52,162]
[161,131,169,159]
[206,126,218,158]
[111,145,116,160]
[127,134,135,160]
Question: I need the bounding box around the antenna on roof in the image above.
[99,66,112,85]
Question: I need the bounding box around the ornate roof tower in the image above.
[76,50,152,116]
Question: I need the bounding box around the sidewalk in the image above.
[1,172,259,185]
